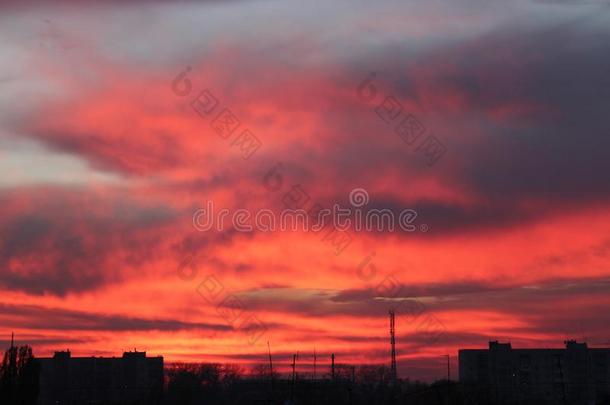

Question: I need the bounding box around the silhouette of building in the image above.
[36,350,163,405]
[459,340,610,404]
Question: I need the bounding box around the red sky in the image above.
[1,0,610,381]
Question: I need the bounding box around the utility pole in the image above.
[348,366,355,405]
[389,310,397,384]
[331,353,335,381]
[290,352,299,402]
[442,355,450,405]
[313,348,316,380]
[8,332,16,401]
[267,342,274,396]
[267,341,274,377]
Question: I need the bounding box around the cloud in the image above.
[0,187,180,295]
[0,302,232,332]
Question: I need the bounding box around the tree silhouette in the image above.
[0,344,40,405]
[249,363,279,380]
[166,362,244,404]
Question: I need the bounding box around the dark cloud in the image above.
[414,23,610,202]
[0,336,91,348]
[239,277,610,334]
[0,188,179,295]
[0,302,231,332]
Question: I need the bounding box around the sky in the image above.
[1,0,610,381]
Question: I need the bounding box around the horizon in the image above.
[8,336,610,382]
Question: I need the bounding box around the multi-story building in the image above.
[36,350,163,405]
[459,341,610,404]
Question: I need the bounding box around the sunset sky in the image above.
[1,0,610,381]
